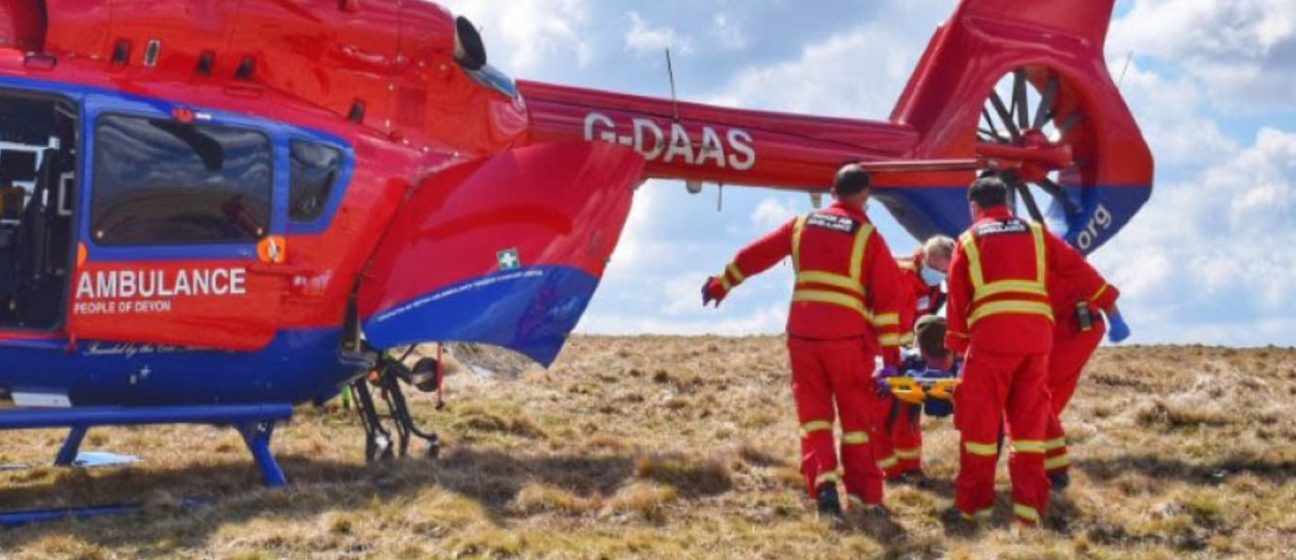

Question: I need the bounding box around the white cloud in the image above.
[625,12,695,56]
[750,197,799,230]
[712,13,748,51]
[1112,62,1239,170]
[1093,127,1296,345]
[1109,0,1296,111]
[439,0,594,72]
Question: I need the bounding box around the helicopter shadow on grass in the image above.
[1075,454,1296,486]
[0,446,642,551]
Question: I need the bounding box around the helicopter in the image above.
[0,0,1152,509]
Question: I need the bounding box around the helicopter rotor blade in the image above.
[1034,73,1059,130]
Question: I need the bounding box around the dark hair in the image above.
[833,164,871,196]
[915,315,948,361]
[968,176,1009,208]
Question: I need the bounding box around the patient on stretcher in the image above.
[890,315,961,417]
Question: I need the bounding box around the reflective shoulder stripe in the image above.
[964,441,999,456]
[850,223,874,282]
[792,215,809,272]
[969,301,1055,326]
[1030,222,1046,285]
[960,231,985,289]
[726,263,746,285]
[796,271,864,296]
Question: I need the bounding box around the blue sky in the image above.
[442,0,1296,347]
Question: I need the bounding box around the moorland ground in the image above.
[2,337,1295,559]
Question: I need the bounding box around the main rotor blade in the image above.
[1033,74,1059,130]
[1015,181,1046,223]
[1013,69,1030,131]
[983,108,1001,139]
[1037,177,1080,217]
[989,91,1021,142]
[1057,112,1084,137]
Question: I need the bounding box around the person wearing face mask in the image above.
[873,235,955,480]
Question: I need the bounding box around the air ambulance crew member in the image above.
[702,164,905,517]
[944,176,1103,526]
[877,235,956,479]
[1042,258,1131,490]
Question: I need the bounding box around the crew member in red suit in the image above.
[876,235,955,480]
[944,175,1110,526]
[1043,259,1129,490]
[702,164,904,517]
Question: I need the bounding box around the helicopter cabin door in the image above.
[67,97,285,351]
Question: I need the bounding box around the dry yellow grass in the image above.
[1,337,1295,559]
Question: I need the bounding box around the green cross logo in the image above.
[497,248,521,270]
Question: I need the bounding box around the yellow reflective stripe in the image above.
[973,280,1048,302]
[801,420,833,436]
[1044,437,1067,451]
[961,508,992,521]
[793,290,866,315]
[849,224,874,282]
[1030,223,1046,284]
[796,271,864,296]
[1013,440,1048,453]
[960,232,984,288]
[726,263,746,284]
[1014,503,1040,522]
[847,495,867,510]
[718,274,733,291]
[815,470,840,487]
[877,455,898,469]
[965,441,999,456]
[791,215,808,271]
[899,333,915,346]
[896,447,922,460]
[872,313,899,327]
[878,334,901,347]
[842,431,870,445]
[969,301,1055,326]
[1092,283,1109,302]
[962,222,1049,302]
[1045,455,1071,470]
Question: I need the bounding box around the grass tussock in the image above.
[1,339,1295,559]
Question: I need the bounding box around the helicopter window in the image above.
[289,141,343,222]
[91,114,272,246]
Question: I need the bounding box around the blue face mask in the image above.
[921,264,947,287]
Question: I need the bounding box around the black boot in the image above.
[1049,470,1071,492]
[816,484,843,517]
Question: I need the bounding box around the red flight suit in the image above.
[1043,263,1120,476]
[875,253,945,477]
[711,200,904,509]
[945,206,1097,525]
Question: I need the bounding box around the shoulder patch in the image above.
[974,218,1030,238]
[805,213,860,235]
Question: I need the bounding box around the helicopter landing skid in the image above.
[349,358,441,462]
[0,404,293,527]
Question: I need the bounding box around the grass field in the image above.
[2,337,1295,559]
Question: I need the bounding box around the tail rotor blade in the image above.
[1033,74,1059,130]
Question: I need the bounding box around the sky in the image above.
[440,0,1296,347]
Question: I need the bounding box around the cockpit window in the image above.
[289,141,343,223]
[91,114,271,245]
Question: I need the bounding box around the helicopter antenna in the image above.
[1117,51,1134,87]
[666,48,681,122]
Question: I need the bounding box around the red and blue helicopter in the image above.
[0,0,1152,519]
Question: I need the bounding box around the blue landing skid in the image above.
[1,404,293,527]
